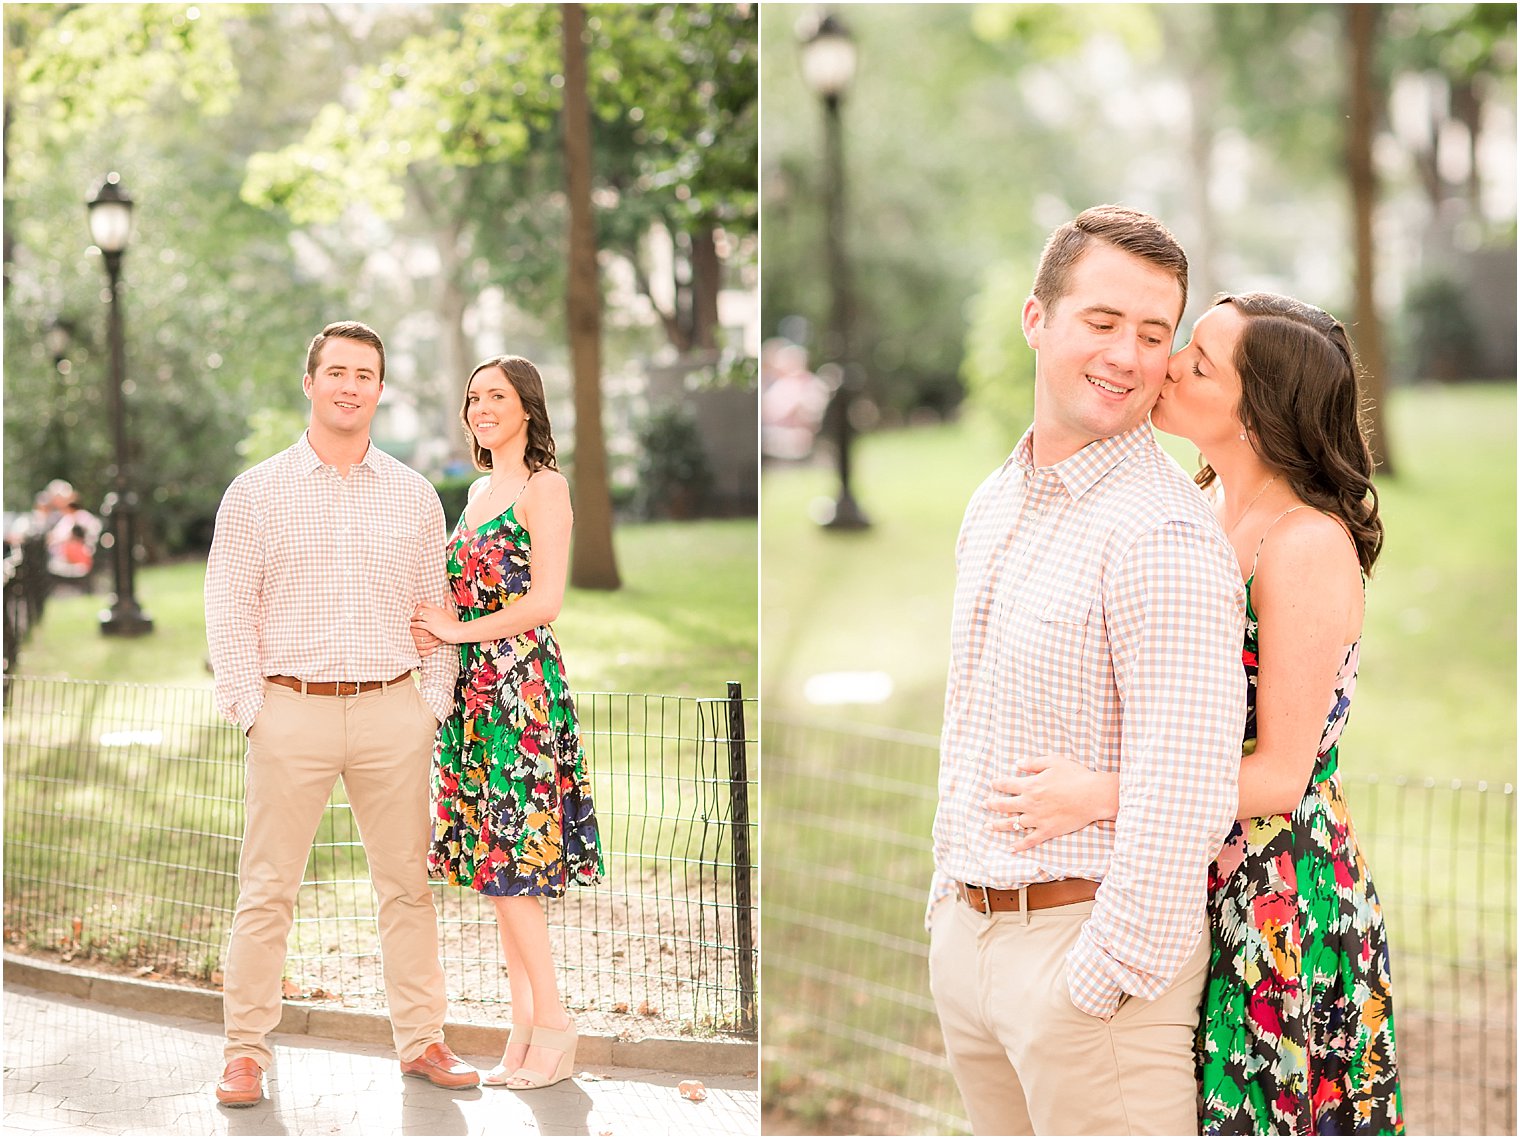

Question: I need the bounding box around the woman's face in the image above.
[465,367,528,452]
[1152,302,1248,449]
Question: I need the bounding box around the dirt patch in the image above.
[6,872,756,1047]
[1396,1009,1516,1135]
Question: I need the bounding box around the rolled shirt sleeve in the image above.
[1064,520,1246,1018]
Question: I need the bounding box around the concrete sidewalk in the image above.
[3,979,758,1136]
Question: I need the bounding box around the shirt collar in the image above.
[292,431,379,474]
[1009,421,1151,500]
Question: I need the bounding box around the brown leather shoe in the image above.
[400,1042,480,1089]
[215,1057,263,1107]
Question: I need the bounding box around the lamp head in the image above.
[798,12,856,100]
[87,173,134,255]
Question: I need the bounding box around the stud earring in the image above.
[1238,432,1247,441]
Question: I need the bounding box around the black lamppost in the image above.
[87,173,153,636]
[799,10,869,530]
[43,317,74,474]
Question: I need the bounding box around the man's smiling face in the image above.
[1023,240,1183,466]
[304,336,383,440]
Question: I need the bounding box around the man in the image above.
[205,320,476,1106]
[928,206,1246,1135]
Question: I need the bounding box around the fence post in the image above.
[725,680,756,1034]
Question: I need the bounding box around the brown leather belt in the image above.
[266,672,412,697]
[956,878,1100,914]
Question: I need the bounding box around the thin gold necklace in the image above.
[1227,474,1278,537]
[485,470,530,507]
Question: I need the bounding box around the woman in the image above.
[990,294,1403,1134]
[412,355,604,1090]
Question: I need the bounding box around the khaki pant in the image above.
[223,680,446,1067]
[929,896,1208,1136]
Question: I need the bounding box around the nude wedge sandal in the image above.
[505,1020,578,1089]
[483,1021,535,1086]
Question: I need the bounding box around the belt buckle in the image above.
[336,680,359,697]
[977,884,993,914]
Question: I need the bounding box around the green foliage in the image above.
[587,4,759,233]
[961,260,1037,447]
[763,3,1516,424]
[6,3,239,157]
[970,2,1161,57]
[241,7,557,223]
[239,3,757,353]
[235,407,308,471]
[1399,275,1482,382]
[634,404,713,520]
[1383,3,1518,84]
[761,4,1129,421]
[4,4,346,553]
[679,348,759,392]
[432,472,480,528]
[5,4,757,565]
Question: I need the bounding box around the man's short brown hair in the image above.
[1032,205,1188,320]
[306,320,385,383]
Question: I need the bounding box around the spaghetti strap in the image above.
[504,470,534,513]
[1249,505,1310,580]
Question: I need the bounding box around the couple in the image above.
[204,321,603,1107]
[929,207,1404,1135]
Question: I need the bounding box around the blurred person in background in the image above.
[44,484,101,585]
[6,479,72,548]
[761,337,830,461]
[4,490,58,551]
[992,292,1403,1134]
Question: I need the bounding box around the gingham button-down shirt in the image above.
[205,433,459,732]
[931,423,1245,1019]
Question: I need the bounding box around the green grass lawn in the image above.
[18,518,757,700]
[762,383,1516,782]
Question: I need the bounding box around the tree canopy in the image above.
[760,3,1516,448]
[5,3,758,556]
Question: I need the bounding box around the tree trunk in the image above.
[1451,76,1483,216]
[1347,4,1394,474]
[690,225,722,353]
[561,3,620,589]
[3,95,13,300]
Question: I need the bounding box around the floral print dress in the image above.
[1196,569,1403,1134]
[428,494,603,897]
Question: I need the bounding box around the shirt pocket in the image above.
[1009,585,1096,732]
[359,526,417,606]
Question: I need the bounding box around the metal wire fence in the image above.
[3,676,758,1037]
[761,715,1516,1136]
